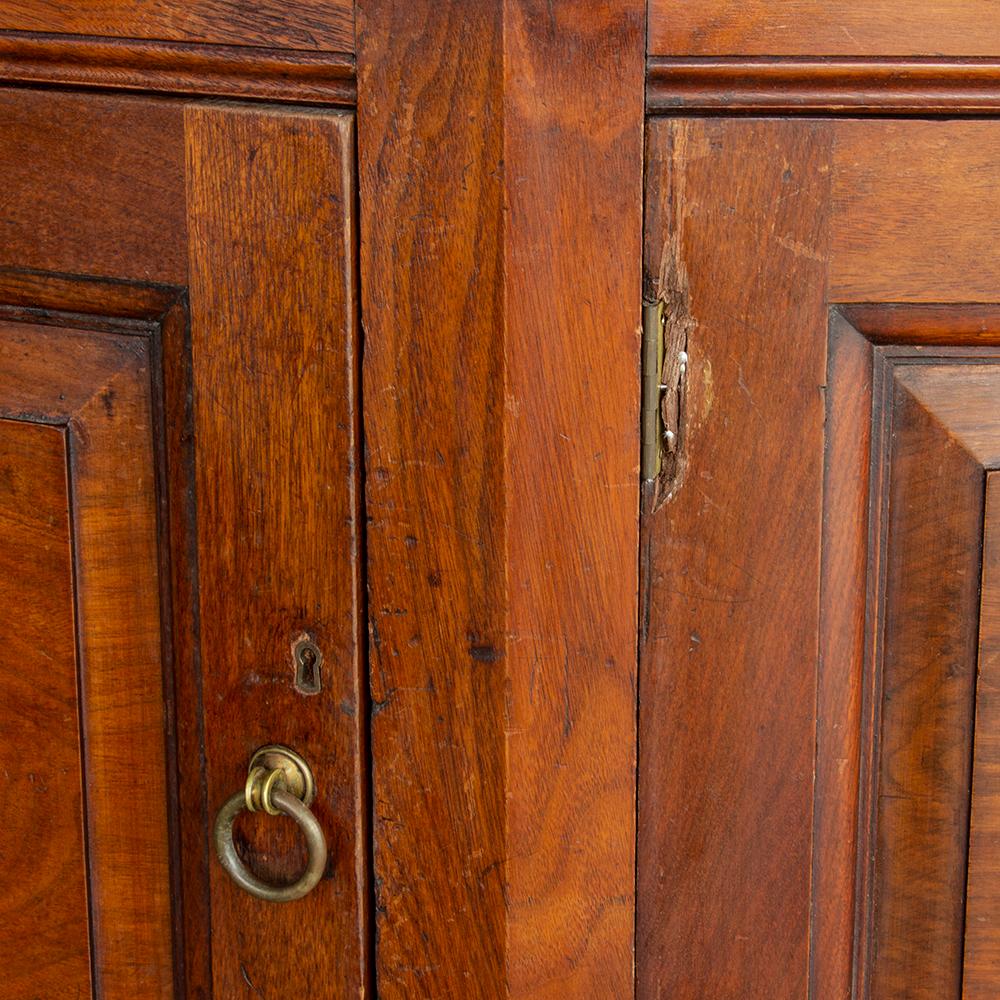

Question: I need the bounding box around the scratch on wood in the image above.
[653,126,696,510]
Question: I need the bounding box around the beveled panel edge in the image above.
[818,304,1000,1000]
[647,58,1000,115]
[0,32,356,106]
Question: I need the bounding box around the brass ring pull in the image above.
[213,745,327,903]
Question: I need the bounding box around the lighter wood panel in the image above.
[186,104,367,999]
[831,122,1000,302]
[965,472,1000,999]
[0,0,353,51]
[649,0,1000,56]
[0,419,90,1000]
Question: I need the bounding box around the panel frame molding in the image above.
[0,267,194,998]
[647,58,1000,116]
[818,303,1000,1000]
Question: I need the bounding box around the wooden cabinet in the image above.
[6,2,1000,999]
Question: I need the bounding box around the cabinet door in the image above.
[639,120,1000,999]
[0,91,368,998]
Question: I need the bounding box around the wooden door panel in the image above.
[640,119,1000,999]
[0,318,175,999]
[0,88,367,998]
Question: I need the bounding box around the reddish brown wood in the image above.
[867,361,990,1000]
[357,5,507,993]
[0,418,90,1000]
[641,114,1000,999]
[831,123,1000,302]
[646,58,1000,115]
[0,1,354,51]
[639,118,830,1000]
[0,317,176,998]
[0,85,369,997]
[186,104,368,999]
[964,472,1000,999]
[0,89,185,284]
[503,3,643,995]
[357,0,643,995]
[0,33,356,104]
[648,0,1000,57]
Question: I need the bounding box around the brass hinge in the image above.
[641,300,665,481]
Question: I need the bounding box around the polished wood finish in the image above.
[648,0,1000,57]
[357,0,643,995]
[0,2,353,52]
[641,120,1000,999]
[186,103,368,999]
[0,315,176,998]
[0,419,90,1000]
[0,34,356,105]
[647,58,1000,115]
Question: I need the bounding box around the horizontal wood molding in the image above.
[647,58,1000,115]
[0,32,356,105]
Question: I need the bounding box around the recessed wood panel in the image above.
[649,0,1000,57]
[0,418,90,1000]
[0,1,354,52]
[964,472,1000,999]
[0,317,176,999]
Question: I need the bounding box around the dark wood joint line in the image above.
[0,31,356,106]
[647,57,1000,115]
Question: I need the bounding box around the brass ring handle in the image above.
[213,745,328,903]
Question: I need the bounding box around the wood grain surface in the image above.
[831,123,1000,302]
[641,115,1000,999]
[0,89,185,284]
[0,419,90,1000]
[0,0,354,51]
[0,33,357,105]
[357,0,643,995]
[0,318,176,998]
[964,471,1000,999]
[186,104,368,999]
[648,0,1000,57]
[639,118,830,1000]
[866,361,991,1000]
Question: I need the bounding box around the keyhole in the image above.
[293,638,323,695]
